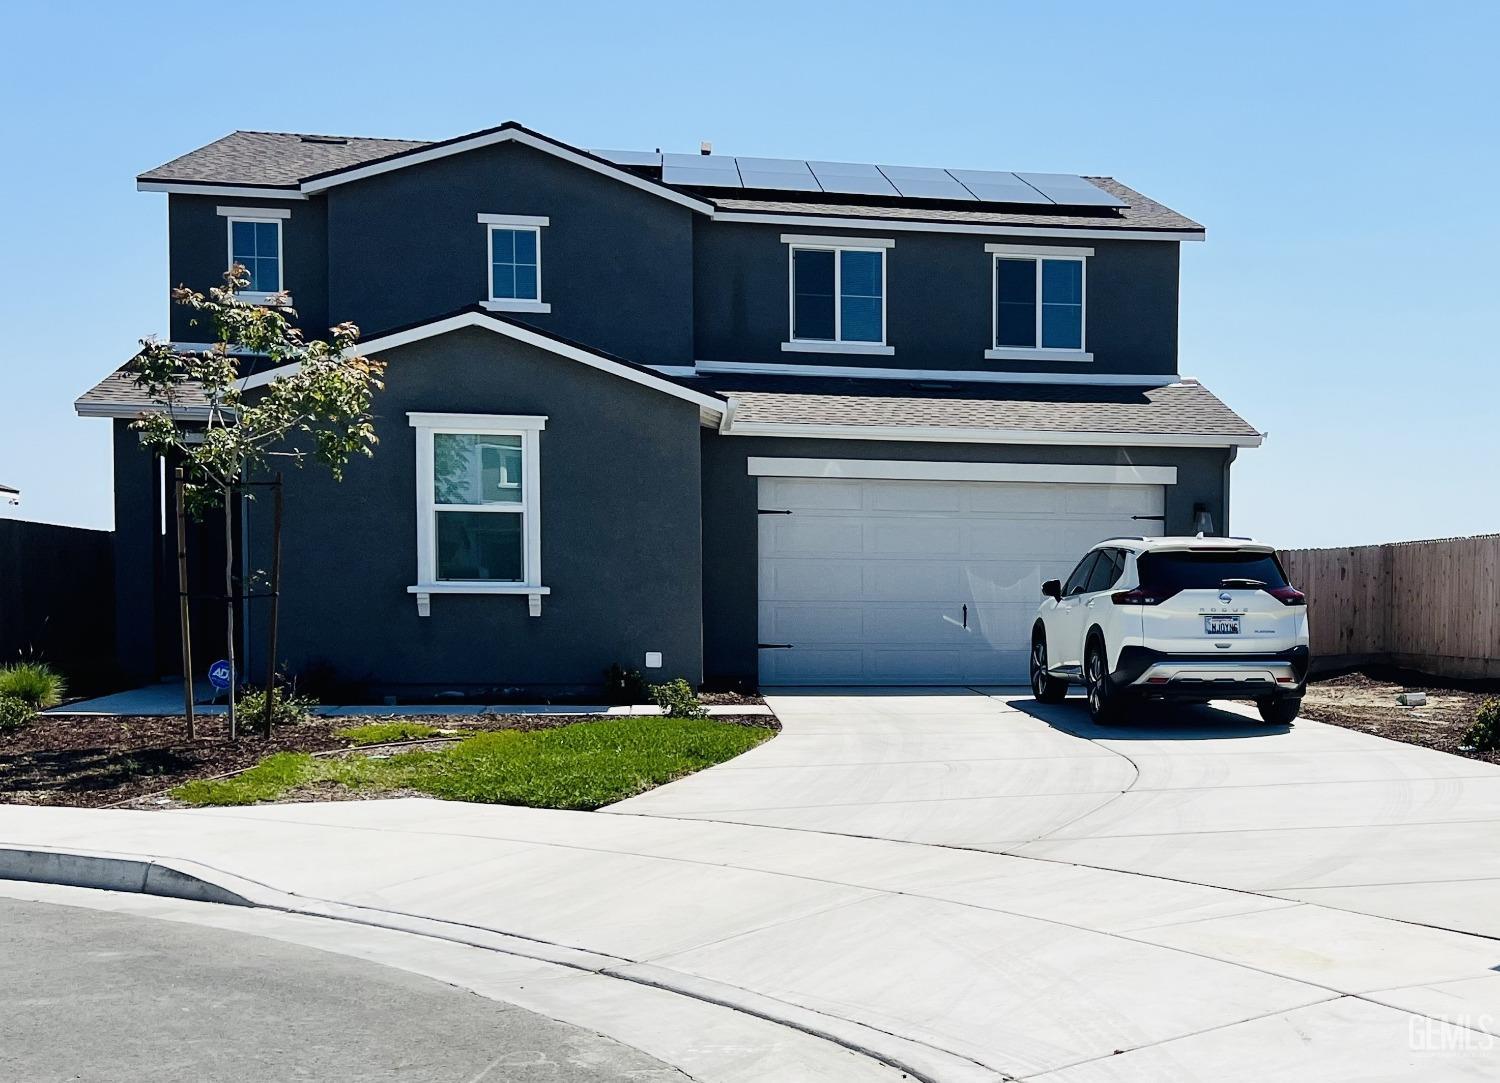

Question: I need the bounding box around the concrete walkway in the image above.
[4,689,1500,1080]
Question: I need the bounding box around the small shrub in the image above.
[0,662,66,709]
[237,685,318,729]
[0,695,34,732]
[603,663,649,705]
[1463,699,1500,753]
[649,678,708,719]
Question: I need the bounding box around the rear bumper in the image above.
[1113,645,1310,700]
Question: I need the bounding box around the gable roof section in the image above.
[136,124,1200,237]
[76,308,729,420]
[138,122,715,214]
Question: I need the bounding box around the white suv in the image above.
[1030,537,1310,725]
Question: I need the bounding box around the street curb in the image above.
[0,848,252,907]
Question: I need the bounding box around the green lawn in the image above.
[171,716,771,810]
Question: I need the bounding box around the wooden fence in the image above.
[1279,534,1500,680]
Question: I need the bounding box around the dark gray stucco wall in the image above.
[700,432,1232,686]
[167,195,327,341]
[693,222,1180,377]
[111,421,160,682]
[323,143,696,362]
[243,326,704,696]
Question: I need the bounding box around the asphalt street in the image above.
[0,896,687,1082]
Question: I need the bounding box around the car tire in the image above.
[1257,696,1301,725]
[1030,634,1069,704]
[1085,639,1127,725]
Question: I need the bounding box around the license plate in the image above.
[1204,615,1241,635]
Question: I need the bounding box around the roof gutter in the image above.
[723,421,1263,448]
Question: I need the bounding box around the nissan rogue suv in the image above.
[1030,537,1310,725]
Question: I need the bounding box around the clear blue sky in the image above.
[1,0,1494,547]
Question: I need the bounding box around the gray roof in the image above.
[0,482,18,495]
[136,128,1200,233]
[711,177,1201,233]
[708,376,1257,438]
[139,130,430,188]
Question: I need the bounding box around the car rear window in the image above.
[1137,550,1289,591]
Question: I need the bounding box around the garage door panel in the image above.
[868,485,964,513]
[762,561,864,600]
[758,476,1165,685]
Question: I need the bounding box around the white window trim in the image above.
[224,213,287,303]
[785,241,890,352]
[485,220,549,312]
[408,412,548,617]
[990,252,1087,357]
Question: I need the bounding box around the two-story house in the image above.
[76,122,1260,696]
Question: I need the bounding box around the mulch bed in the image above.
[1301,671,1499,765]
[0,711,777,809]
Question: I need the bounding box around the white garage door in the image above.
[758,476,1165,685]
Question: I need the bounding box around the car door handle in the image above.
[1086,599,1097,607]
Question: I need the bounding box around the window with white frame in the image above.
[479,214,550,312]
[409,413,545,591]
[991,249,1087,353]
[218,207,289,299]
[785,238,890,348]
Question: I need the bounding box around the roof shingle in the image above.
[138,130,430,188]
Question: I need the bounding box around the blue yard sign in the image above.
[207,659,233,690]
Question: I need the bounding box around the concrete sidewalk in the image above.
[4,689,1500,1080]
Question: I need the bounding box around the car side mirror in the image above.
[1042,579,1062,601]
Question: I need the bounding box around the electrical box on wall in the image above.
[645,651,663,669]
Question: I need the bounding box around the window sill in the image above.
[482,299,552,314]
[408,583,551,617]
[781,341,895,356]
[984,348,1093,363]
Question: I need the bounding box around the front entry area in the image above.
[757,473,1165,685]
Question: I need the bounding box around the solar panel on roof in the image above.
[1012,173,1126,208]
[806,160,899,197]
[734,157,821,192]
[662,152,743,188]
[946,169,1053,205]
[593,149,662,168]
[876,164,976,201]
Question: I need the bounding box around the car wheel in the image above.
[1085,639,1127,725]
[1030,635,1068,704]
[1257,696,1301,725]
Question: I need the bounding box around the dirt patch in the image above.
[1301,672,1498,765]
[0,711,779,809]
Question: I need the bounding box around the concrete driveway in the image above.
[4,689,1499,1080]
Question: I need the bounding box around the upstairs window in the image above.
[989,246,1089,356]
[479,214,550,313]
[218,206,289,299]
[783,236,893,353]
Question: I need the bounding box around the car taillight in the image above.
[1266,585,1306,606]
[1111,587,1177,605]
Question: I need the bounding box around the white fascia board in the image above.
[716,211,1203,242]
[137,181,309,200]
[217,205,292,219]
[746,457,1179,486]
[299,129,714,214]
[74,401,214,420]
[780,234,895,248]
[727,421,1263,448]
[239,311,727,416]
[689,359,1176,388]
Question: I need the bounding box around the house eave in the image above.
[722,421,1263,448]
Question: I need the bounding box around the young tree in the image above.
[131,268,385,738]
